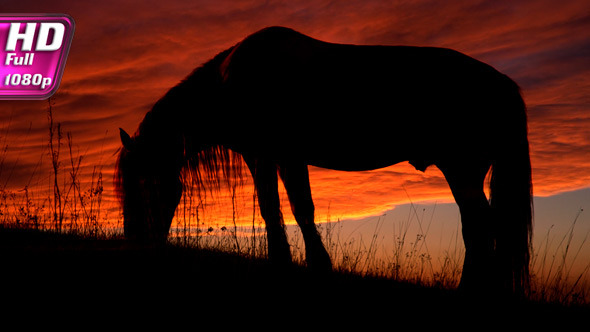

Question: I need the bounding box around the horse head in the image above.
[116,128,183,244]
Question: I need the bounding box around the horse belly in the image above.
[307,153,406,172]
[290,132,409,171]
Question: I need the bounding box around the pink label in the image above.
[0,14,74,100]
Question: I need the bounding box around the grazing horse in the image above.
[116,26,533,297]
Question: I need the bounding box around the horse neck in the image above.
[137,48,231,160]
[133,95,186,165]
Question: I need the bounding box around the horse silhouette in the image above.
[116,26,533,297]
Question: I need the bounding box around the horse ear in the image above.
[119,128,134,151]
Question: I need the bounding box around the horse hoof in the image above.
[306,252,333,275]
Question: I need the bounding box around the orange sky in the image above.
[0,0,589,228]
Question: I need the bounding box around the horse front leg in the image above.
[244,156,292,267]
[279,162,332,273]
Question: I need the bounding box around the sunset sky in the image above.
[0,1,589,270]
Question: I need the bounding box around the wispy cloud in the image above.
[0,0,588,223]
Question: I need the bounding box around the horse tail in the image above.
[489,81,533,296]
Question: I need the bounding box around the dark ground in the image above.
[0,226,587,327]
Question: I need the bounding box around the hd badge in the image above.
[0,14,74,99]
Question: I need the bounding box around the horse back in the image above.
[222,26,503,96]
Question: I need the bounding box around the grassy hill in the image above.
[0,226,587,326]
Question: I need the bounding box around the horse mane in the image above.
[178,44,247,196]
[183,144,245,196]
[115,43,246,203]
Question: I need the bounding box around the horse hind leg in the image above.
[438,161,498,294]
[279,162,332,273]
